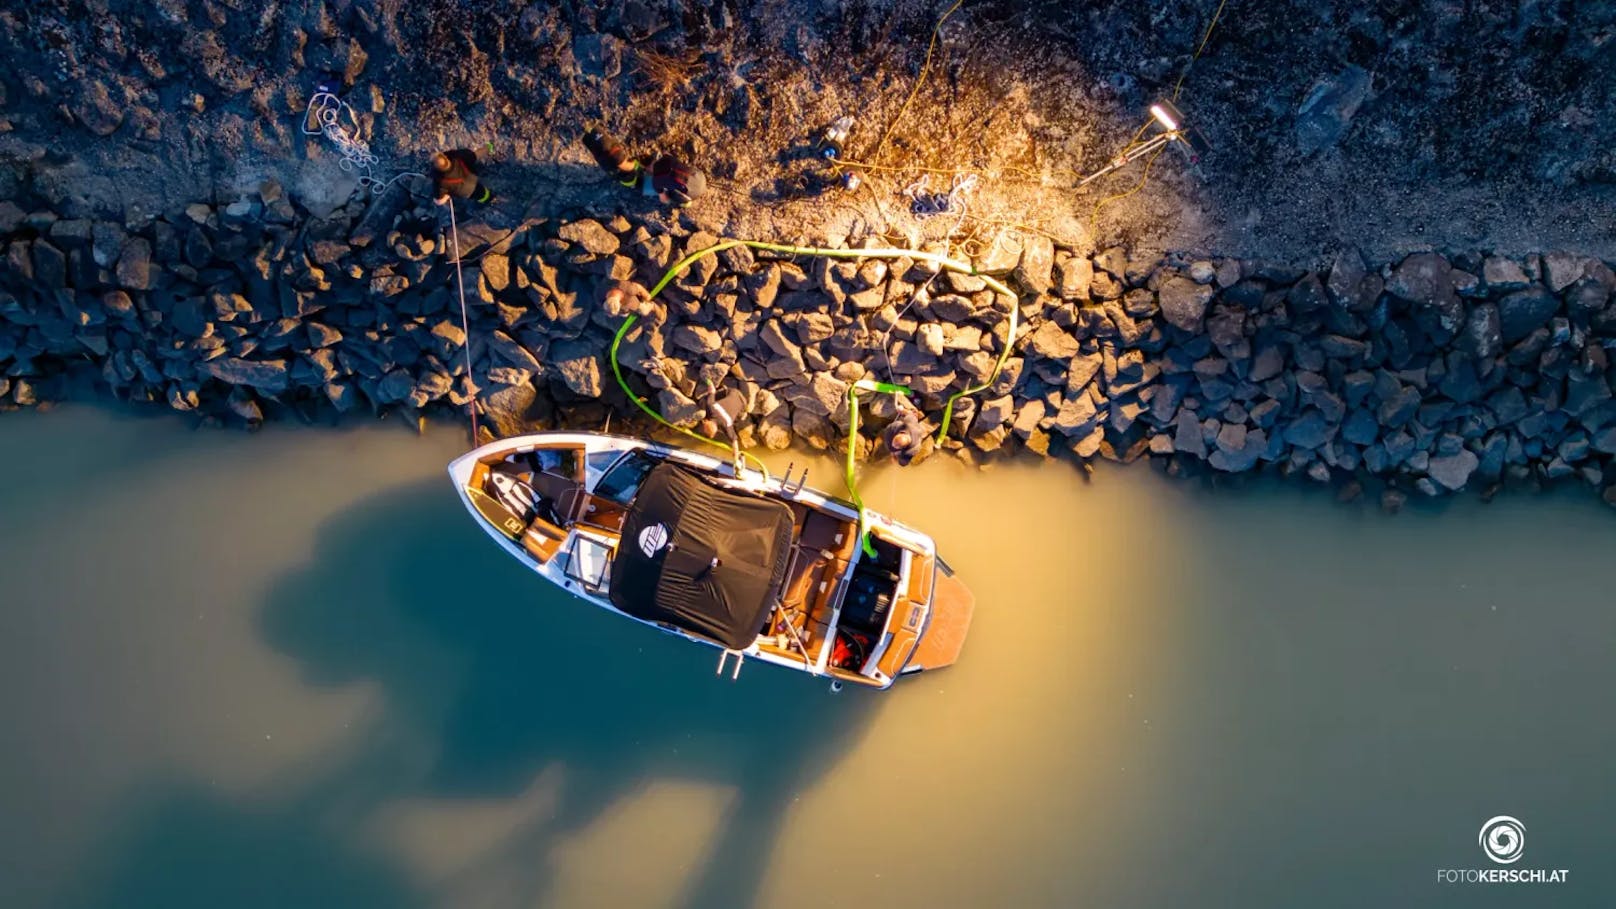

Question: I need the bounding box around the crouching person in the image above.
[583,127,707,207]
[882,397,930,466]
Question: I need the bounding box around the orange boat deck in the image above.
[907,568,974,672]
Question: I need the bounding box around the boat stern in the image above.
[907,560,975,672]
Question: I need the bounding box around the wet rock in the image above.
[1427,449,1479,491]
[1210,424,1266,471]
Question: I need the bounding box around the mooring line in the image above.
[447,201,478,445]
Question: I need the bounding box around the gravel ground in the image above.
[1,0,1613,264]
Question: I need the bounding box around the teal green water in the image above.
[0,404,1610,908]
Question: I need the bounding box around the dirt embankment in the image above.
[2,1,1613,264]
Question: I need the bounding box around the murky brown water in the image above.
[0,404,1611,908]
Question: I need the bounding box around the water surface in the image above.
[0,405,1610,908]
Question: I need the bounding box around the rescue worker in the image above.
[582,127,707,206]
[647,154,706,206]
[882,397,928,466]
[600,279,650,319]
[699,380,747,445]
[431,149,493,204]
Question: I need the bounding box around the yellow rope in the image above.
[868,0,965,164]
[1088,146,1165,234]
[1173,0,1229,101]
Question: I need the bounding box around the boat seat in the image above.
[784,549,829,609]
[799,510,849,558]
[520,515,569,564]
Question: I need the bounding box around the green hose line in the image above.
[608,313,772,480]
[609,237,1023,547]
[845,379,912,557]
[638,238,1021,440]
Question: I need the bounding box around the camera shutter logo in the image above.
[639,523,670,558]
[1478,816,1525,865]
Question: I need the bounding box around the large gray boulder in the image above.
[1158,276,1213,332]
[1427,449,1480,491]
[1013,235,1055,296]
[549,340,604,397]
[1496,288,1558,344]
[202,357,290,394]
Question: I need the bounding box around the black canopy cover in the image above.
[609,463,794,649]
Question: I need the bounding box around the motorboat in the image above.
[448,431,975,690]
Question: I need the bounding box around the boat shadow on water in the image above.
[67,477,879,909]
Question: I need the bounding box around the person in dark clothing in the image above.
[582,128,707,206]
[582,129,642,187]
[882,398,929,466]
[699,381,747,445]
[698,378,748,470]
[648,154,706,206]
[432,150,493,204]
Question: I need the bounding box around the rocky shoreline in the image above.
[3,189,1616,509]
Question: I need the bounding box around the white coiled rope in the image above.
[300,90,421,194]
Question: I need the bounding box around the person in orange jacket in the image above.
[431,149,494,204]
[582,128,707,206]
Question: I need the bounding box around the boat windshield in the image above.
[593,450,660,505]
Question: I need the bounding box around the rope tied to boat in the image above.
[446,200,478,444]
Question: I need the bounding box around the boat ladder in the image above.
[715,649,745,680]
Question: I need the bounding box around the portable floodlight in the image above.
[1149,102,1179,132]
[1078,100,1211,188]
